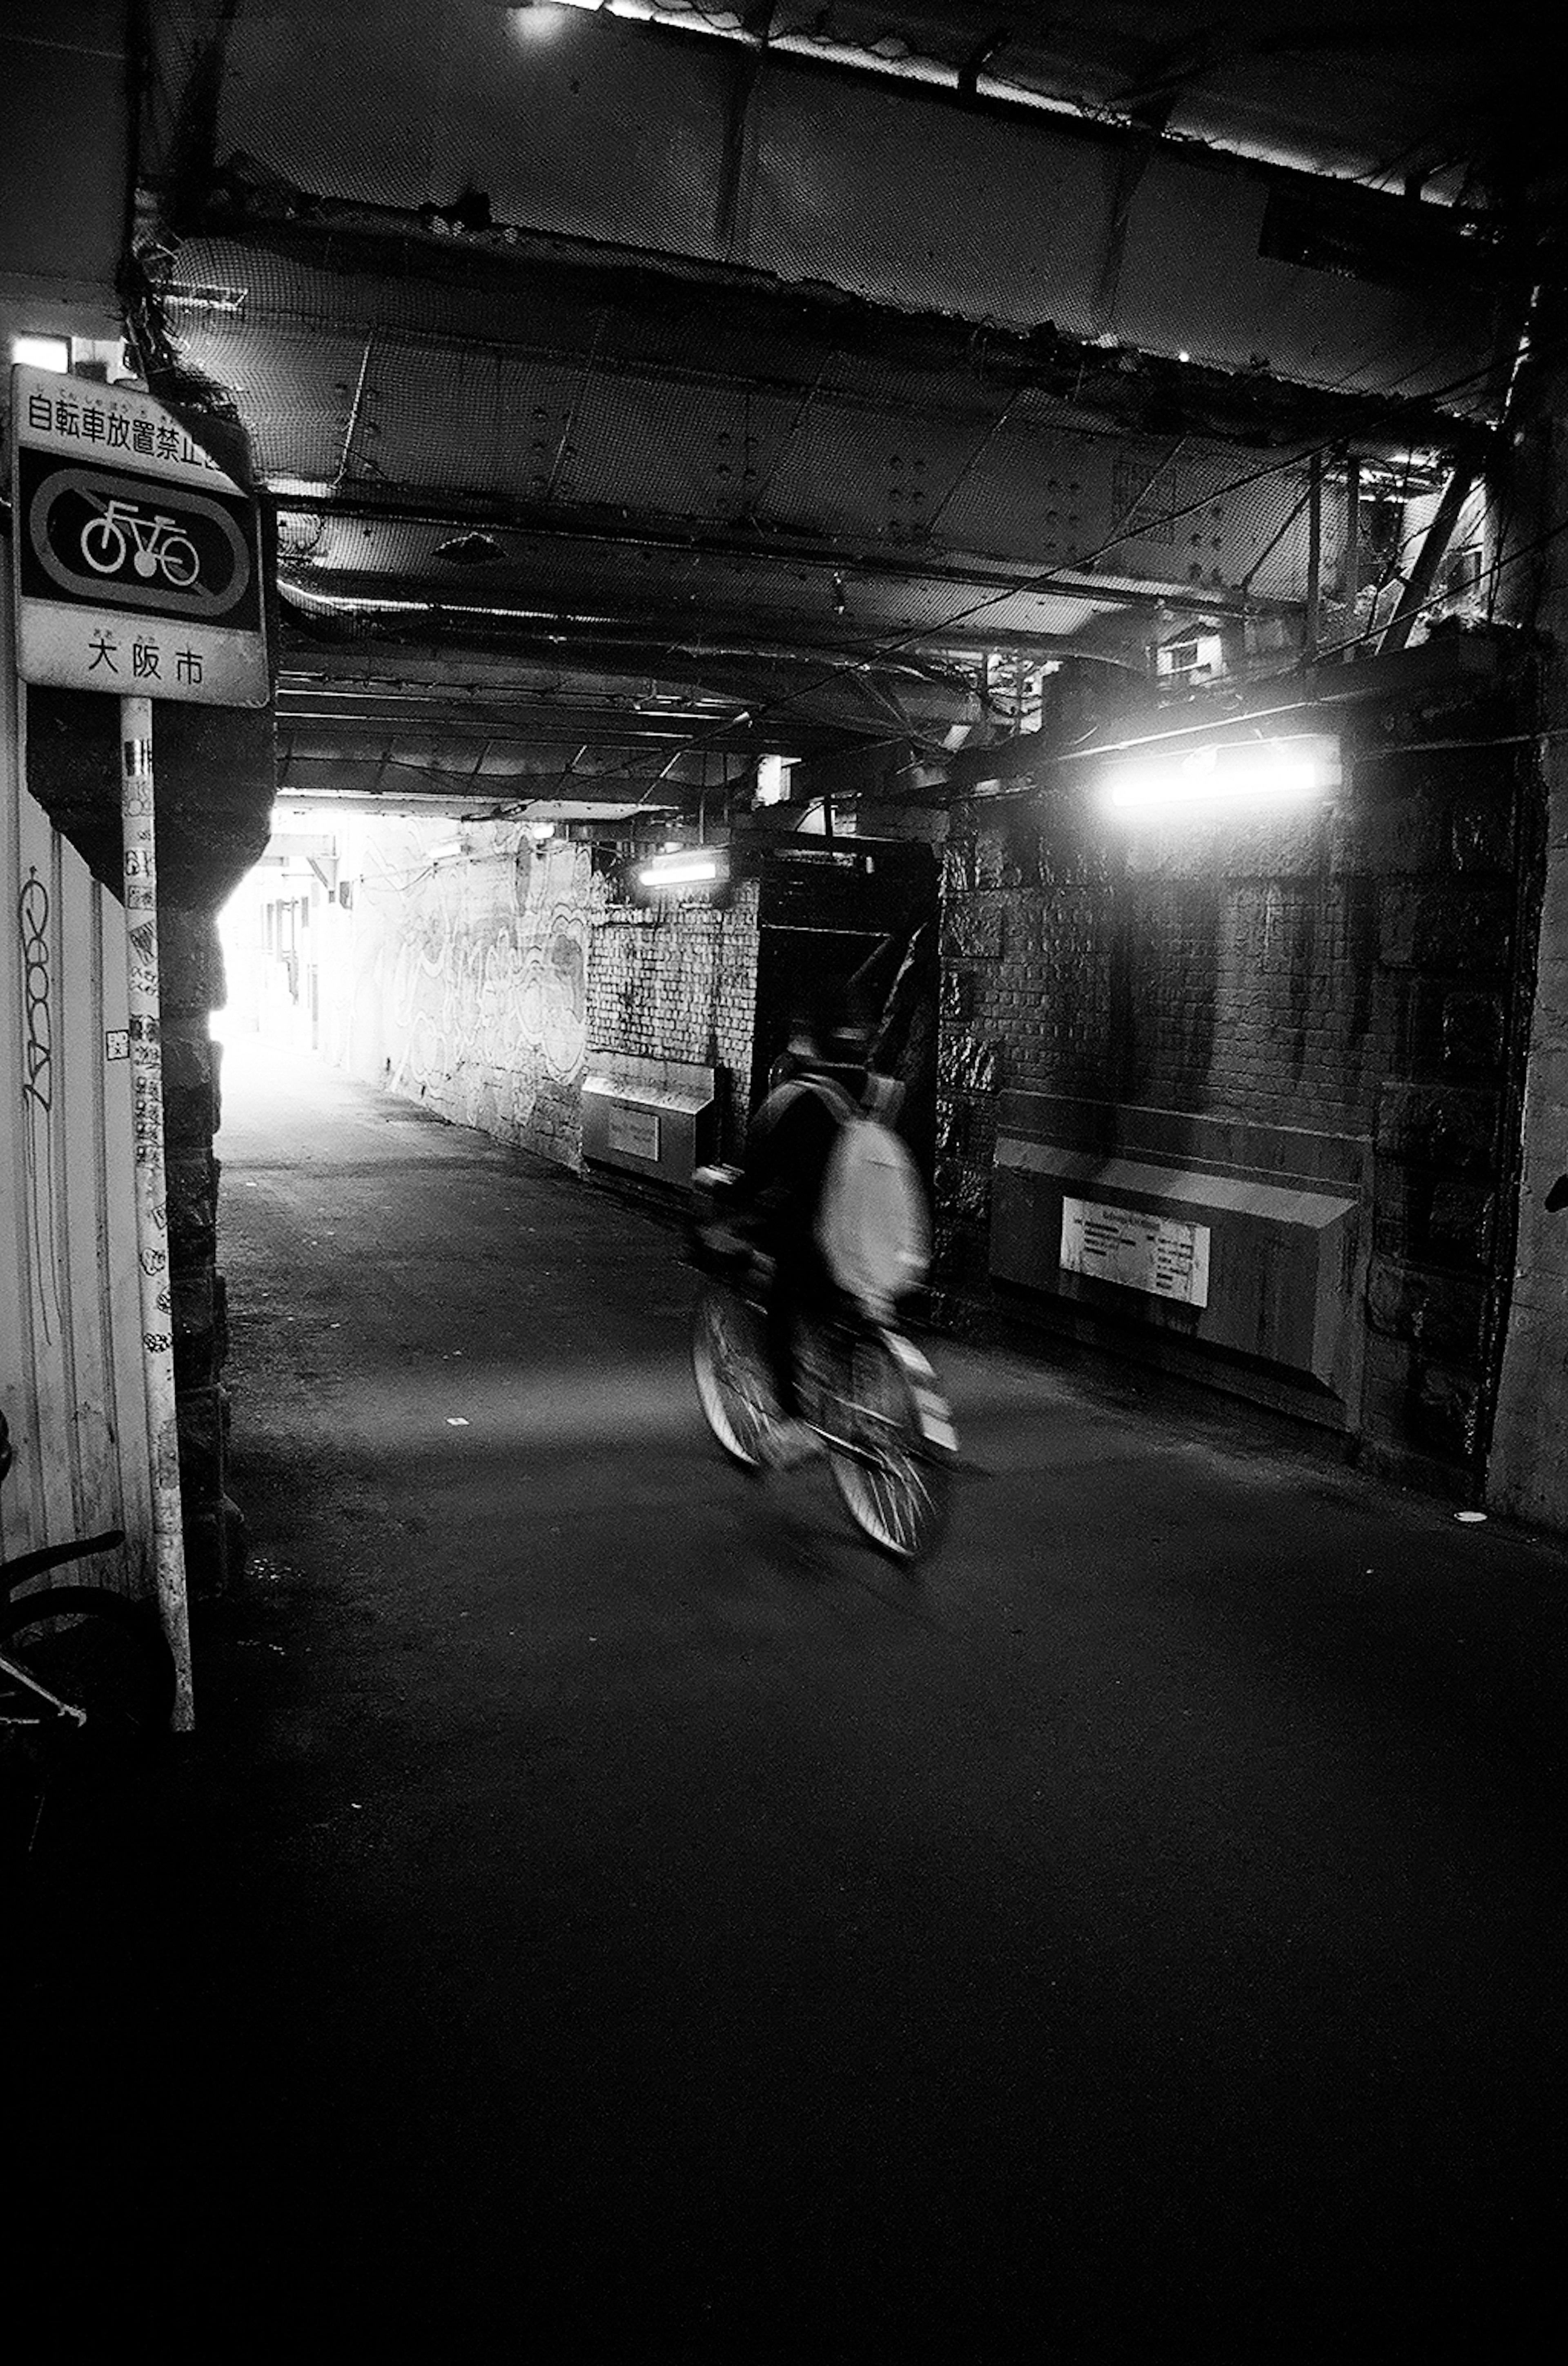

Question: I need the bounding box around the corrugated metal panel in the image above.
[1,580,151,1597]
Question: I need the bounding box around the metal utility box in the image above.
[990,1092,1368,1412]
[581,1054,716,1190]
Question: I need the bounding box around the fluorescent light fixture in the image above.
[12,334,70,372]
[637,849,725,889]
[1104,735,1341,813]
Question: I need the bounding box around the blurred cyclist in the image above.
[734,990,873,1467]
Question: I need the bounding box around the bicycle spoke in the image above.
[692,1284,777,1470]
[826,1334,952,1564]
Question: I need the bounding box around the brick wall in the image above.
[588,876,760,1158]
[935,674,1538,1495]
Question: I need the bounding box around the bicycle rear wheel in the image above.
[0,1586,176,1758]
[691,1281,778,1470]
[826,1332,952,1564]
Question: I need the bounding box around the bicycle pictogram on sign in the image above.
[79,497,201,589]
[20,460,256,622]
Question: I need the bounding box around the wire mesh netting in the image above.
[134,1,1510,735]
[147,1,1510,413]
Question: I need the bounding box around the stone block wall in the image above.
[1356,737,1533,1487]
[587,877,760,1159]
[934,685,1538,1497]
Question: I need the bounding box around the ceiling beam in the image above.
[168,208,1490,459]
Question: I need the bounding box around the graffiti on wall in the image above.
[381,835,589,1155]
[18,865,64,1342]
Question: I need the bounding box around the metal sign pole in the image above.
[120,693,194,1731]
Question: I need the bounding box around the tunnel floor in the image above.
[11,1035,1565,2358]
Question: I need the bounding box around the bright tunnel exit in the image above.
[214,802,595,1175]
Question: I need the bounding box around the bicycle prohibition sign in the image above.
[79,495,200,588]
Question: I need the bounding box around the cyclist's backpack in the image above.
[813,1088,931,1321]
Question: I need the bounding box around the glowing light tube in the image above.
[1104,737,1340,811]
[638,851,723,887]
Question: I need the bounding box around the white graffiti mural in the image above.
[370,831,590,1158]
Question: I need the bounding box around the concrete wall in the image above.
[321,818,592,1167]
[933,671,1537,1497]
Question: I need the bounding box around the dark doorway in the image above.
[751,840,939,1177]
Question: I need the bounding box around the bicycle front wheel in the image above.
[0,1586,176,1757]
[691,1281,778,1471]
[827,1334,952,1565]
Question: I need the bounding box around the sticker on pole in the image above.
[9,363,268,708]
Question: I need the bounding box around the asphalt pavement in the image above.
[11,1036,1565,2360]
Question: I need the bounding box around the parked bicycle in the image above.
[688,1167,957,1564]
[0,1414,177,1849]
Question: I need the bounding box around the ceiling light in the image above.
[1103,735,1341,813]
[637,848,726,889]
[11,334,70,372]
